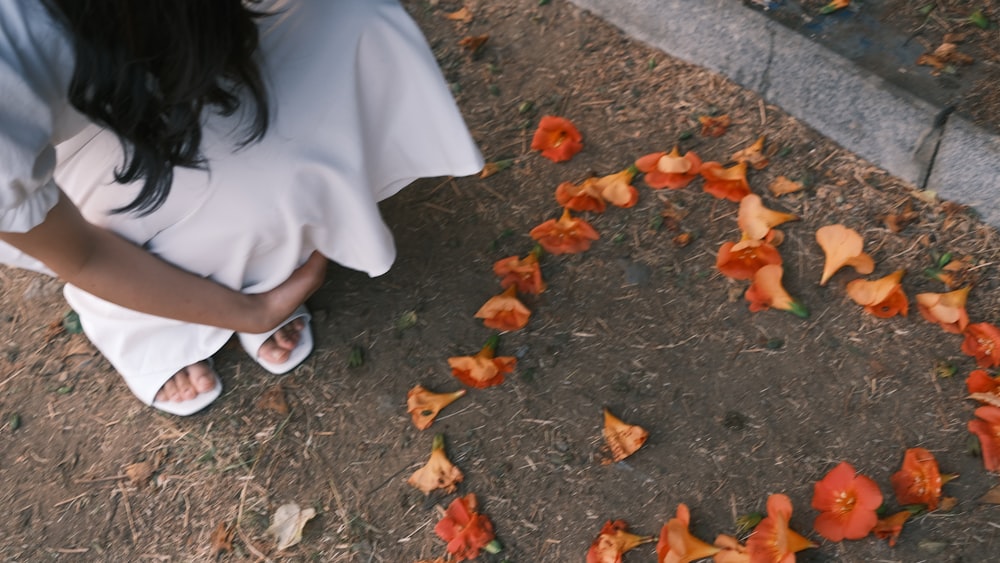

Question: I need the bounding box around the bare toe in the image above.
[259,320,304,362]
[154,361,216,403]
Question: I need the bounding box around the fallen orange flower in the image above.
[737,194,798,241]
[967,369,1000,407]
[529,207,600,255]
[603,408,648,463]
[407,434,463,495]
[406,386,466,430]
[474,285,530,331]
[635,147,702,189]
[700,161,751,202]
[699,114,731,137]
[716,238,782,281]
[820,0,850,14]
[531,115,583,163]
[746,493,816,563]
[555,178,606,213]
[872,510,911,547]
[815,224,875,286]
[447,335,516,389]
[494,250,545,294]
[732,136,769,170]
[655,504,720,563]
[811,461,883,541]
[745,264,809,318]
[434,494,502,561]
[961,322,1000,368]
[846,270,908,318]
[711,535,748,563]
[890,447,943,510]
[916,287,970,334]
[587,520,653,563]
[594,168,639,208]
[968,406,1000,472]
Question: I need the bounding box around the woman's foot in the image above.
[154,361,218,403]
[257,318,306,364]
[238,306,314,375]
[152,320,304,405]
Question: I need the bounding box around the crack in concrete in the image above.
[918,105,956,190]
[759,25,775,97]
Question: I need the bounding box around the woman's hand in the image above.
[242,251,327,333]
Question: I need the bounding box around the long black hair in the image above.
[43,0,270,214]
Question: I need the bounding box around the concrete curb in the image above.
[567,0,1000,226]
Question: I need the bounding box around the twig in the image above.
[235,411,293,562]
[53,492,89,509]
[74,475,127,484]
[117,483,139,544]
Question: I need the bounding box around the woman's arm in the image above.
[0,191,326,333]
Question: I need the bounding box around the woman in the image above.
[0,0,483,415]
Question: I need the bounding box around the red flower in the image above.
[447,335,516,389]
[967,369,1000,407]
[716,238,782,280]
[811,461,883,541]
[434,494,499,561]
[890,447,943,510]
[745,264,809,318]
[845,270,908,318]
[531,115,583,162]
[529,207,600,255]
[635,147,702,189]
[962,322,1000,368]
[474,285,530,331]
[916,287,970,334]
[587,520,651,563]
[700,161,750,201]
[494,251,545,294]
[593,169,639,208]
[746,493,816,563]
[555,179,606,212]
[654,504,719,563]
[968,405,1000,472]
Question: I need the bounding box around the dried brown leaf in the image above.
[210,521,234,556]
[672,232,693,247]
[938,496,959,511]
[882,203,918,233]
[981,485,1000,504]
[698,114,730,137]
[659,200,688,231]
[256,384,289,415]
[768,176,804,197]
[445,7,473,23]
[458,35,489,55]
[266,503,316,551]
[124,461,154,487]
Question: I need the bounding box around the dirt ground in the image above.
[2,0,999,561]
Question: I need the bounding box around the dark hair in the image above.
[43,0,270,214]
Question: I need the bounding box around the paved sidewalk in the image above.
[569,0,1000,226]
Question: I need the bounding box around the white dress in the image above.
[0,0,483,406]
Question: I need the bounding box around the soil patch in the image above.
[1,0,998,561]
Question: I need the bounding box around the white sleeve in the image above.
[0,20,61,233]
